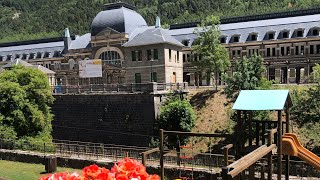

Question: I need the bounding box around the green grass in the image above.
[0,160,81,180]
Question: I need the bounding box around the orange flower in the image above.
[82,164,114,180]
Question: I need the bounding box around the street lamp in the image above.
[150,59,154,82]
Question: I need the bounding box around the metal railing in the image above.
[52,82,188,94]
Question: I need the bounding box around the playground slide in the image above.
[282,133,320,170]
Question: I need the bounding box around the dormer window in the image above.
[22,54,27,60]
[267,32,275,40]
[15,54,20,59]
[231,35,240,43]
[44,52,50,58]
[220,36,226,44]
[297,30,303,37]
[312,28,319,36]
[282,31,289,38]
[30,53,35,59]
[36,52,42,59]
[182,40,189,46]
[251,34,257,41]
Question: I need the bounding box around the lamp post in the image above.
[150,59,154,82]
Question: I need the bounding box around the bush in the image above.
[157,97,196,148]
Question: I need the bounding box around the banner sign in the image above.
[79,59,102,78]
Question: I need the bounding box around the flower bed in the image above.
[39,158,160,180]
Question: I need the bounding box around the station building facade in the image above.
[1,3,320,86]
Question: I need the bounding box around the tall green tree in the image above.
[0,66,54,138]
[193,15,230,91]
[223,54,269,103]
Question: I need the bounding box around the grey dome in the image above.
[91,7,147,36]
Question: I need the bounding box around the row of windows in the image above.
[0,51,62,61]
[132,49,158,61]
[134,72,158,83]
[230,44,320,58]
[220,28,320,43]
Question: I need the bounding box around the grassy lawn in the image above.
[0,160,81,180]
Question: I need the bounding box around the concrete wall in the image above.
[52,94,159,147]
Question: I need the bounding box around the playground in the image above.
[157,90,320,179]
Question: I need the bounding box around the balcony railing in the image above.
[52,82,188,94]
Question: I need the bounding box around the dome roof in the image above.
[91,4,147,36]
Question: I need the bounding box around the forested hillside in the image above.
[1,0,320,43]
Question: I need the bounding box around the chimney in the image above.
[155,16,161,28]
[64,28,71,52]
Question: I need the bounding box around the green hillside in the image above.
[1,0,320,42]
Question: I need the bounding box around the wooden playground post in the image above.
[267,128,276,180]
[285,105,290,180]
[249,111,253,146]
[236,110,242,160]
[277,110,282,180]
[160,129,164,180]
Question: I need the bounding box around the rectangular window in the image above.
[187,54,190,62]
[135,73,141,83]
[267,48,271,57]
[295,46,299,55]
[237,50,241,57]
[272,48,276,56]
[283,31,289,38]
[287,47,290,55]
[177,51,180,63]
[301,46,304,55]
[281,47,285,56]
[151,72,157,82]
[183,54,186,62]
[317,45,320,54]
[169,49,172,61]
[138,50,142,61]
[313,29,319,36]
[310,45,314,54]
[153,49,158,60]
[232,51,236,57]
[131,51,136,61]
[147,49,152,60]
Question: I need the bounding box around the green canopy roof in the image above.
[232,90,292,111]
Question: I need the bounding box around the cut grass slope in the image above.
[0,160,80,180]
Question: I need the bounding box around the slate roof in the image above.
[123,28,184,47]
[32,65,55,74]
[70,33,91,50]
[0,41,64,60]
[2,59,33,68]
[169,14,320,46]
[2,59,55,74]
[91,7,147,36]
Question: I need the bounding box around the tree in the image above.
[223,54,272,122]
[157,97,196,149]
[0,66,54,138]
[223,54,269,103]
[291,64,320,126]
[193,15,230,90]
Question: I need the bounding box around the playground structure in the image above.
[158,90,320,180]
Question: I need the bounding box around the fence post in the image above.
[142,152,146,166]
[90,84,93,93]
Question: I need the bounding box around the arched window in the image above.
[99,51,121,65]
